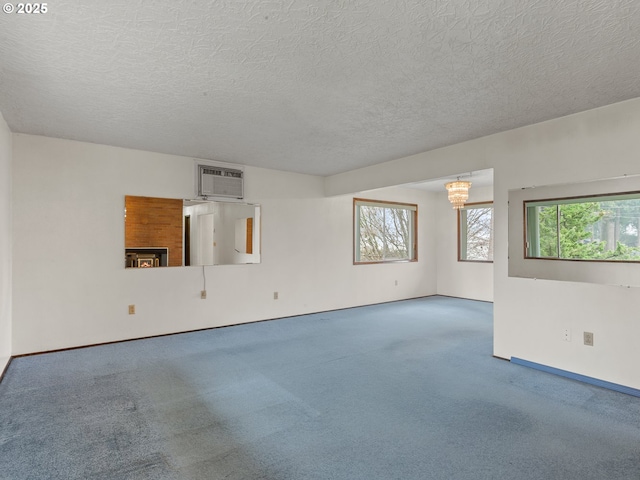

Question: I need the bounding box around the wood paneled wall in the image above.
[125,196,183,267]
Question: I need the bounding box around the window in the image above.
[459,202,493,262]
[525,192,640,262]
[354,198,417,263]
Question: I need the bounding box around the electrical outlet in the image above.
[273,291,278,300]
[395,280,398,286]
[562,328,571,342]
[201,290,207,300]
[584,331,594,346]
[128,305,135,315]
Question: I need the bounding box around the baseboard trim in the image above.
[435,294,494,304]
[511,357,640,398]
[14,295,447,358]
[0,356,12,384]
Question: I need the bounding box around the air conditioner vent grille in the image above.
[197,164,244,199]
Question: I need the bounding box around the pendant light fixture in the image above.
[445,178,471,209]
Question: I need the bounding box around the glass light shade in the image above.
[445,181,471,209]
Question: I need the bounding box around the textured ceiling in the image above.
[1,1,639,176]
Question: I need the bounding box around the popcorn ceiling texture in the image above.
[0,1,639,175]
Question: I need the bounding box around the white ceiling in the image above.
[0,1,639,176]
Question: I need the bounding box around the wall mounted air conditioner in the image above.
[195,160,244,199]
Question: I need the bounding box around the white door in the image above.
[197,213,215,265]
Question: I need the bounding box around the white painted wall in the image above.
[11,134,437,355]
[0,112,11,373]
[11,99,640,391]
[220,203,260,264]
[436,186,493,302]
[327,97,640,390]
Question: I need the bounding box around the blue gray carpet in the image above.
[1,296,639,479]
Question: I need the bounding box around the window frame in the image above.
[458,201,494,263]
[353,198,418,265]
[523,190,640,264]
